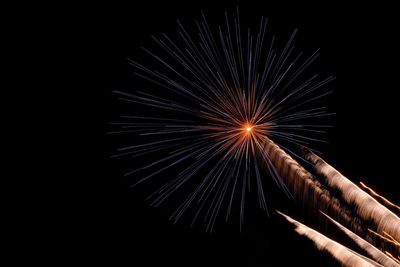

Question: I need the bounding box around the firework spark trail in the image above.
[276,211,381,267]
[260,137,364,230]
[260,136,400,257]
[368,229,400,248]
[321,211,400,267]
[384,233,400,247]
[304,151,400,245]
[385,251,400,265]
[359,181,400,213]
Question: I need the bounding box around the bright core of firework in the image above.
[244,124,253,134]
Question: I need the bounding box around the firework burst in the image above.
[110,9,333,231]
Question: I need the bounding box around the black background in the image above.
[75,1,400,266]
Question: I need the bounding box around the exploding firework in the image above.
[110,9,333,230]
[109,7,400,267]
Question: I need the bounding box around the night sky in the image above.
[82,1,400,265]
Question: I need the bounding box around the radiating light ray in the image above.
[360,181,400,213]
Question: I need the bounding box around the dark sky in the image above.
[80,1,400,266]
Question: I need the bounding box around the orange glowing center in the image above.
[244,124,253,134]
